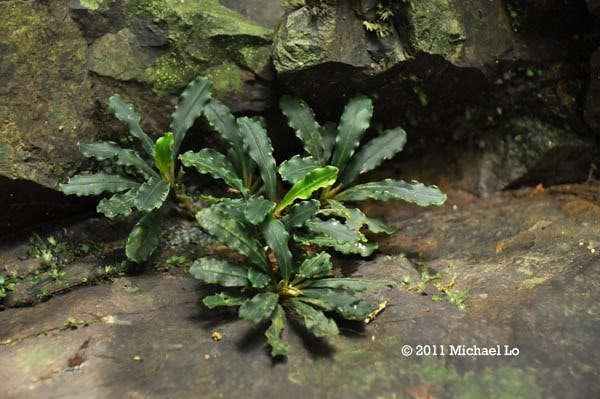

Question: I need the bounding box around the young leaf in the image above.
[248,268,271,289]
[279,96,324,163]
[295,233,377,257]
[265,304,288,357]
[238,117,277,200]
[306,218,365,244]
[278,155,320,184]
[203,292,247,309]
[196,206,269,271]
[108,94,154,157]
[134,177,170,211]
[281,200,320,230]
[96,188,138,218]
[154,132,175,182]
[262,218,293,283]
[244,197,276,225]
[79,142,158,178]
[339,127,407,185]
[287,299,339,337]
[180,149,245,194]
[59,173,140,196]
[274,166,338,216]
[239,292,279,323]
[321,121,337,163]
[126,207,163,263]
[335,179,447,206]
[298,252,332,278]
[190,257,249,287]
[303,278,391,291]
[301,288,375,320]
[169,78,213,156]
[331,96,373,171]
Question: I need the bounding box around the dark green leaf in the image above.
[335,179,447,206]
[321,200,394,235]
[279,96,324,163]
[238,117,277,200]
[96,188,138,218]
[281,200,320,230]
[248,268,271,289]
[331,96,373,171]
[306,218,364,244]
[125,207,163,263]
[278,155,320,184]
[274,166,338,216]
[134,177,170,211]
[203,292,247,309]
[262,218,293,282]
[340,127,406,185]
[239,292,279,323]
[169,78,213,156]
[79,141,158,178]
[244,196,276,225]
[287,299,339,337]
[204,99,252,181]
[298,252,332,278]
[190,257,249,287]
[180,149,245,193]
[108,94,154,157]
[60,173,140,196]
[301,288,375,320]
[365,217,394,235]
[321,121,337,163]
[265,304,288,357]
[304,278,391,291]
[295,233,377,257]
[154,132,175,182]
[196,206,269,271]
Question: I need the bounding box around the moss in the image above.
[204,62,243,95]
[144,54,202,94]
[131,0,270,39]
[406,0,466,61]
[80,0,112,11]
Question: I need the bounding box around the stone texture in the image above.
[272,0,598,193]
[1,183,599,398]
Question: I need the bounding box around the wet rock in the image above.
[585,49,600,134]
[272,0,597,193]
[1,184,599,398]
[460,118,595,195]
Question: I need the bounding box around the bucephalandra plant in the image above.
[278,95,447,256]
[59,78,213,263]
[187,132,388,356]
[181,94,446,356]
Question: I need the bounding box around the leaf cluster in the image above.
[60,79,213,263]
[182,91,446,356]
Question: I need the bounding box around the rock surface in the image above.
[273,0,599,193]
[1,183,599,398]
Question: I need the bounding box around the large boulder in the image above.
[272,0,598,192]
